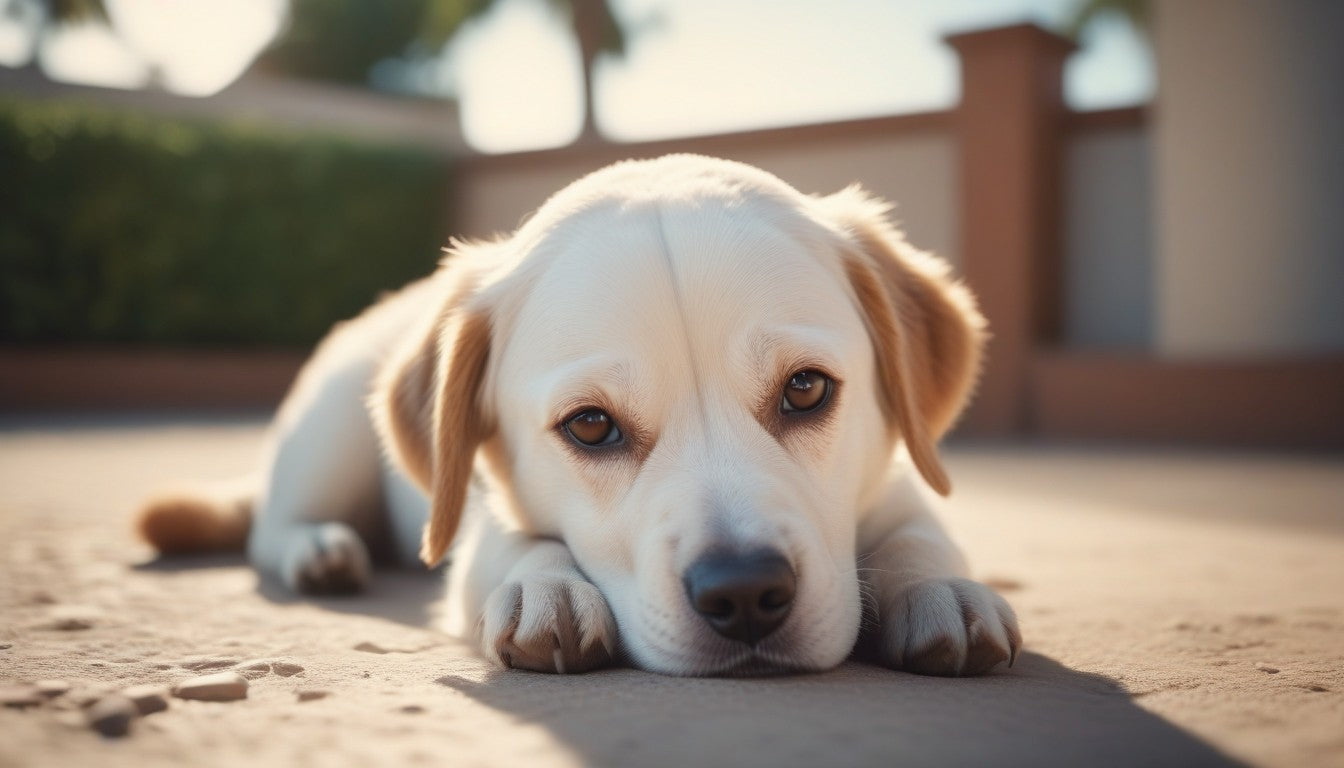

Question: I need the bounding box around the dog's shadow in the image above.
[249,564,443,632]
[136,554,1241,765]
[134,556,447,628]
[436,652,1244,768]
[255,569,447,627]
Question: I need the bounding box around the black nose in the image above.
[683,550,796,646]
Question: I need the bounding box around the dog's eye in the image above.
[780,370,831,413]
[564,409,623,447]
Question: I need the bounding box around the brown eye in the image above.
[564,409,622,447]
[781,370,831,413]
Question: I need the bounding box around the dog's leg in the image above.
[857,471,1020,676]
[380,453,430,567]
[444,510,616,674]
[247,349,384,595]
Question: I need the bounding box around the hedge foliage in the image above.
[0,98,452,347]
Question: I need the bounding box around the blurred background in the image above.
[1,0,1341,446]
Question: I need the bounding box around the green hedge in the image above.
[0,98,452,347]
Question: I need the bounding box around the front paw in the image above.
[880,578,1020,676]
[481,575,617,674]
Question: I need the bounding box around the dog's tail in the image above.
[136,477,256,554]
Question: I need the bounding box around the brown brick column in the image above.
[945,25,1074,436]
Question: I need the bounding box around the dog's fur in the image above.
[139,155,1019,677]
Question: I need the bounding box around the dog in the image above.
[138,154,1019,677]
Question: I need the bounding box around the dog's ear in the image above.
[372,253,494,566]
[819,187,985,495]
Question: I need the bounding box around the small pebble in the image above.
[1255,662,1280,674]
[46,617,94,631]
[353,642,389,654]
[72,692,104,709]
[296,690,330,702]
[984,577,1023,592]
[399,704,425,714]
[86,695,137,737]
[172,672,248,701]
[179,657,240,671]
[47,693,85,711]
[35,680,71,698]
[1,685,43,709]
[271,662,304,677]
[121,684,169,715]
[40,605,101,631]
[236,661,272,680]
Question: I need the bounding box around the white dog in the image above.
[139,154,1019,677]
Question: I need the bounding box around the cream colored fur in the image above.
[139,154,1018,677]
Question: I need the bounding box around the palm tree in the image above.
[32,0,104,23]
[3,0,106,73]
[20,0,628,144]
[567,0,625,143]
[267,0,628,144]
[1065,0,1148,39]
[420,0,627,144]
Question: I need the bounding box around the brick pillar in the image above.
[945,25,1074,436]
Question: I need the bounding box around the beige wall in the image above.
[456,121,1170,353]
[456,123,1175,352]
[1153,0,1344,357]
[454,131,960,269]
[1063,124,1153,349]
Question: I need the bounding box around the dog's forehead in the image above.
[512,193,855,359]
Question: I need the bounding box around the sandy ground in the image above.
[1,415,1342,768]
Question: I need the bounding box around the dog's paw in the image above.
[481,575,617,674]
[879,578,1020,676]
[281,522,372,595]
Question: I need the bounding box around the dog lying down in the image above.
[139,154,1019,677]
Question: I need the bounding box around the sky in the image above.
[0,0,1153,154]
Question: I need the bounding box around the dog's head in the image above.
[376,155,983,674]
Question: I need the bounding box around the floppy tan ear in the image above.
[820,187,986,495]
[372,264,494,567]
